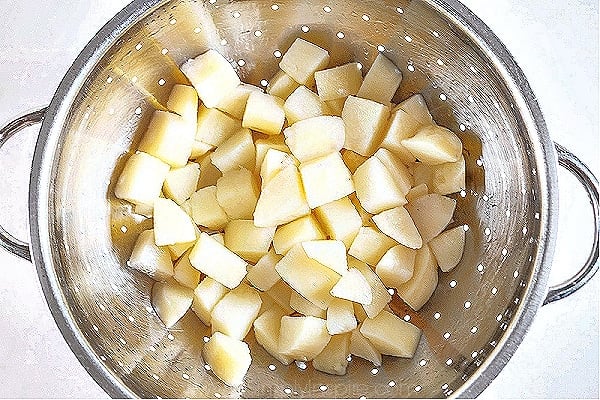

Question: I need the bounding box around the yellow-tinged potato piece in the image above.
[210,128,255,173]
[190,140,214,160]
[353,156,406,214]
[341,149,368,173]
[283,116,345,162]
[353,302,368,323]
[312,333,351,376]
[173,251,202,288]
[267,70,300,100]
[357,53,402,105]
[211,283,262,340]
[373,148,413,196]
[301,240,348,275]
[278,315,331,361]
[197,153,222,189]
[166,84,198,122]
[359,310,421,357]
[283,86,330,124]
[429,226,465,272]
[260,148,299,188]
[350,258,392,318]
[216,83,262,119]
[372,206,422,249]
[211,232,225,245]
[216,167,259,220]
[192,276,229,326]
[180,49,241,108]
[203,332,251,387]
[133,203,154,218]
[187,186,229,230]
[279,38,330,86]
[375,245,416,289]
[115,152,170,207]
[253,306,294,365]
[254,135,290,174]
[326,298,357,335]
[342,95,390,156]
[273,214,325,255]
[398,93,434,125]
[406,193,456,243]
[289,291,326,318]
[350,326,382,366]
[242,92,285,135]
[151,279,194,328]
[128,229,173,280]
[153,198,197,246]
[196,105,242,146]
[189,232,248,289]
[401,125,462,165]
[330,268,372,305]
[264,280,295,314]
[397,245,439,311]
[314,197,362,248]
[167,225,200,260]
[299,152,355,209]
[138,111,195,168]
[429,156,466,195]
[315,62,362,101]
[348,226,398,266]
[246,248,283,291]
[224,220,275,263]
[325,97,346,116]
[349,193,373,225]
[406,183,429,202]
[163,162,200,205]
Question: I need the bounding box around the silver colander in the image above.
[0,0,598,398]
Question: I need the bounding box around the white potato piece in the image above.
[224,219,275,263]
[138,111,194,168]
[324,97,346,117]
[315,62,362,101]
[290,291,326,318]
[153,198,197,246]
[405,183,429,202]
[342,96,391,156]
[430,156,466,195]
[192,276,229,326]
[348,226,398,266]
[349,193,373,226]
[359,310,421,357]
[357,53,402,105]
[373,148,413,195]
[278,315,331,361]
[326,298,357,335]
[246,248,283,291]
[340,149,368,173]
[187,186,229,230]
[196,105,242,147]
[167,225,200,260]
[314,197,362,248]
[372,206,422,249]
[264,280,295,315]
[350,326,382,366]
[128,229,173,280]
[401,125,462,165]
[350,258,392,318]
[210,128,255,173]
[211,284,262,340]
[353,302,369,323]
[254,135,290,174]
[152,279,194,328]
[330,268,372,305]
[197,153,222,189]
[397,244,439,311]
[166,84,198,122]
[163,162,200,205]
[302,240,348,275]
[299,152,355,209]
[216,167,259,220]
[190,140,214,160]
[115,152,170,207]
[259,148,298,188]
[181,49,241,108]
[279,38,330,85]
[273,214,325,255]
[267,70,300,100]
[283,116,345,162]
[242,92,285,135]
[375,245,416,289]
[312,333,351,376]
[284,86,330,124]
[216,83,262,119]
[203,332,251,387]
[406,193,456,243]
[353,156,406,214]
[429,226,465,272]
[173,251,202,288]
[253,306,294,365]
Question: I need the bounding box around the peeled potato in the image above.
[151,279,194,328]
[397,244,439,311]
[203,332,252,387]
[429,225,466,272]
[359,310,421,357]
[401,125,463,165]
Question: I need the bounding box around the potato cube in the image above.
[348,226,397,266]
[152,279,193,328]
[340,149,368,173]
[279,38,330,85]
[273,214,325,255]
[299,152,355,209]
[349,193,373,225]
[242,92,285,135]
[349,327,382,366]
[224,220,275,263]
[398,93,434,125]
[115,152,170,207]
[203,332,251,387]
[397,245,439,311]
[330,268,372,305]
[216,167,259,220]
[138,111,194,167]
[405,193,456,242]
[314,197,362,248]
[375,245,416,289]
[372,206,422,249]
[196,105,242,146]
[211,284,262,340]
[254,135,290,174]
[283,86,330,124]
[192,276,229,325]
[283,116,345,162]
[187,186,229,230]
[312,333,351,376]
[342,96,390,156]
[128,229,173,280]
[373,148,413,195]
[429,226,465,272]
[301,240,348,275]
[278,315,331,361]
[401,125,462,165]
[264,280,294,314]
[315,62,362,101]
[350,258,392,318]
[180,49,241,108]
[246,248,283,291]
[267,70,300,100]
[260,148,299,188]
[211,128,255,173]
[216,83,262,119]
[166,84,198,122]
[405,183,429,202]
[173,251,202,288]
[289,291,326,318]
[324,98,346,116]
[359,310,421,357]
[197,153,222,189]
[357,53,402,105]
[153,198,197,246]
[163,162,200,205]
[429,156,466,195]
[353,156,406,214]
[167,225,200,260]
[326,298,357,335]
[253,307,294,365]
[190,140,214,160]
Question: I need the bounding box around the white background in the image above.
[0,0,597,398]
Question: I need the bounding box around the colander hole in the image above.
[388,380,396,387]
[371,368,379,375]
[446,358,453,366]
[357,62,363,70]
[502,248,508,257]
[161,48,168,55]
[415,385,422,392]
[135,43,142,51]
[319,385,328,392]
[100,355,107,361]
[482,194,489,201]
[295,360,307,370]
[269,364,276,371]
[301,25,310,33]
[464,301,471,309]
[396,7,404,13]
[439,93,447,101]
[469,65,478,74]
[323,6,331,12]
[158,78,166,86]
[484,227,491,236]
[522,227,528,235]
[377,45,386,52]
[407,64,415,72]
[513,270,519,278]
[194,27,201,33]
[237,59,246,66]
[404,35,412,42]
[460,189,467,197]
[491,340,497,347]
[92,324,99,332]
[283,388,292,395]
[169,18,177,25]
[182,373,190,380]
[403,314,410,321]
[434,312,441,319]
[152,373,160,380]
[167,334,175,340]
[362,14,370,21]
[387,288,395,295]
[336,31,345,39]
[254,30,263,37]
[203,336,210,342]
[468,94,475,103]
[120,225,127,233]
[471,326,478,334]
[514,297,520,305]
[128,315,135,323]
[271,4,279,10]
[432,30,440,38]
[98,303,106,311]
[347,354,352,361]
[443,332,451,339]
[436,58,444,66]
[220,38,228,45]
[419,359,427,366]
[471,351,478,358]
[459,123,466,131]
[260,79,268,87]
[119,338,127,345]
[496,314,502,322]
[106,76,113,84]
[214,393,221,398]
[204,364,211,371]
[534,212,540,219]
[441,383,449,390]
[149,346,156,352]
[476,158,483,166]
[273,50,282,58]
[491,287,498,295]
[449,280,456,288]
[477,264,484,273]
[232,11,241,18]
[131,76,138,83]
[463,224,469,231]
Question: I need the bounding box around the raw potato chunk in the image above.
[216,83,262,119]
[325,98,346,116]
[429,226,465,272]
[353,156,406,214]
[279,38,330,85]
[187,186,229,230]
[253,307,294,365]
[348,226,398,266]
[211,284,262,340]
[357,53,402,105]
[181,49,241,108]
[278,315,331,361]
[312,333,351,376]
[138,111,194,168]
[115,152,170,207]
[284,116,345,163]
[314,197,362,248]
[351,258,392,318]
[372,206,422,249]
[315,62,362,101]
[203,332,251,387]
[302,240,348,275]
[128,229,173,280]
[167,84,198,122]
[430,156,466,195]
[273,214,325,255]
[359,310,421,357]
[397,245,438,311]
[373,148,413,195]
[210,128,255,173]
[401,125,462,165]
[326,298,357,335]
[284,86,330,124]
[406,193,456,243]
[192,277,229,326]
[173,251,202,288]
[375,245,416,289]
[299,152,355,209]
[342,96,391,156]
[163,162,200,205]
[349,193,373,225]
[153,198,197,246]
[406,183,429,202]
[341,149,368,173]
[167,225,200,260]
[260,148,298,187]
[190,140,214,160]
[330,268,372,305]
[267,70,300,100]
[224,220,275,263]
[246,248,283,291]
[196,106,242,147]
[264,280,295,314]
[152,280,194,328]
[290,291,326,318]
[350,327,382,366]
[189,232,248,289]
[197,154,222,188]
[216,167,259,220]
[254,135,290,174]
[242,92,285,135]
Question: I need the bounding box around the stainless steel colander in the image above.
[0,0,598,398]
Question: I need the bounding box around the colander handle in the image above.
[0,107,47,262]
[544,143,599,305]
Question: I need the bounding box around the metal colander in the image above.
[0,0,598,398]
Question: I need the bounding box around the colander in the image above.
[0,0,598,398]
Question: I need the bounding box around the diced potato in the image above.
[406,193,456,242]
[353,156,406,214]
[216,83,262,119]
[349,193,373,225]
[167,225,200,260]
[260,148,299,188]
[406,183,429,202]
[279,38,330,85]
[264,280,295,314]
[210,128,255,173]
[342,96,390,157]
[312,333,351,376]
[211,284,262,340]
[290,291,326,318]
[324,98,346,116]
[254,164,311,227]
[283,116,345,162]
[353,302,368,323]
[278,315,331,361]
[326,298,357,335]
[192,276,229,325]
[349,326,382,366]
[133,203,154,218]
[211,232,225,244]
[189,232,248,289]
[216,167,259,220]
[399,93,434,125]
[246,248,283,291]
[429,226,465,272]
[375,245,416,289]
[348,226,397,266]
[341,149,368,173]
[357,53,402,105]
[138,111,194,168]
[224,220,275,263]
[330,268,372,305]
[373,148,413,195]
[196,105,242,146]
[163,162,200,205]
[128,229,173,280]
[273,214,325,255]
[197,153,222,189]
[301,240,348,275]
[254,135,290,174]
[253,306,294,365]
[166,84,198,122]
[267,70,300,100]
[115,152,170,207]
[359,310,421,357]
[350,258,392,318]
[181,49,241,108]
[190,140,214,160]
[283,86,330,124]
[372,206,422,249]
[152,279,194,328]
[430,156,466,195]
[187,186,229,230]
[173,251,202,288]
[153,198,197,246]
[314,197,362,248]
[397,245,439,311]
[299,152,355,209]
[315,62,362,101]
[203,332,251,387]
[242,92,285,135]
[401,125,462,165]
